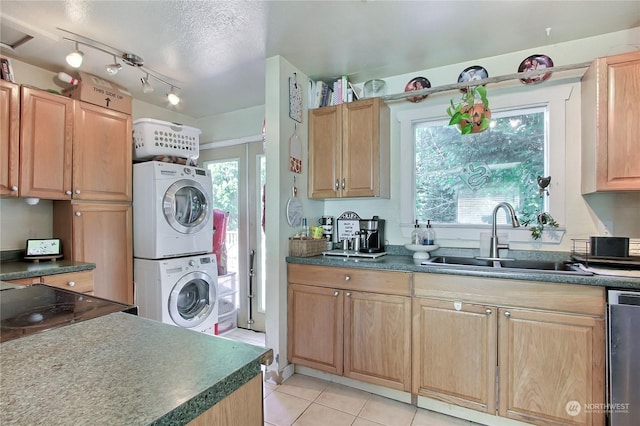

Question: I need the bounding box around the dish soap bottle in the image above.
[423,220,435,245]
[411,220,422,245]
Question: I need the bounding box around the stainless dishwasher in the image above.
[608,289,640,426]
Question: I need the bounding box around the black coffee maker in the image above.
[358,216,385,253]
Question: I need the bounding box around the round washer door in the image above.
[163,178,212,234]
[168,271,217,328]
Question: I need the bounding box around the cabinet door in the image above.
[73,102,132,201]
[287,283,343,375]
[53,201,133,304]
[0,80,19,197]
[40,270,94,294]
[582,51,640,192]
[308,105,341,198]
[19,87,73,199]
[413,298,497,413]
[342,98,390,198]
[498,308,605,426]
[344,291,411,391]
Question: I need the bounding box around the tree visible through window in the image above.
[414,107,546,225]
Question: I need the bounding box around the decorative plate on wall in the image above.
[518,54,554,84]
[404,77,431,102]
[457,65,488,92]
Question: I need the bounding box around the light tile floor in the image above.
[224,329,482,425]
[223,327,266,347]
[263,374,482,426]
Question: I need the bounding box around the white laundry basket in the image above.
[133,118,201,161]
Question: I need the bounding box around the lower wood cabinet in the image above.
[287,264,412,391]
[53,201,133,304]
[40,270,94,294]
[412,298,497,413]
[6,270,94,294]
[413,273,605,426]
[187,373,263,426]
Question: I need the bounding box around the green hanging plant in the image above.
[446,85,491,134]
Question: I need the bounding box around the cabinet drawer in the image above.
[288,263,411,296]
[40,270,94,293]
[5,277,40,286]
[413,273,605,317]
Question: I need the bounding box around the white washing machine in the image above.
[133,161,213,259]
[134,254,218,334]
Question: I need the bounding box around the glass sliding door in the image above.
[202,141,265,332]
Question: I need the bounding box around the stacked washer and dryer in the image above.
[132,119,219,335]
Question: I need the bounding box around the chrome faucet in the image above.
[487,202,520,260]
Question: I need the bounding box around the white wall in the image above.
[322,27,640,250]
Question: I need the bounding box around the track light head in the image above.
[105,55,122,75]
[167,86,180,105]
[141,73,154,93]
[66,42,84,68]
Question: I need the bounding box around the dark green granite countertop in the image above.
[0,260,96,281]
[286,249,640,290]
[0,312,272,426]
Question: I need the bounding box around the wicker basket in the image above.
[289,238,326,257]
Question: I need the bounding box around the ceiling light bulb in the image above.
[167,87,180,105]
[167,92,180,105]
[105,55,122,75]
[66,42,84,68]
[141,74,154,93]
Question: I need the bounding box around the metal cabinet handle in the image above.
[335,179,339,190]
[75,212,82,217]
[341,178,345,189]
[485,309,492,315]
[346,292,351,297]
[344,275,350,281]
[68,281,76,287]
[333,291,339,297]
[504,311,511,317]
[65,190,72,195]
[11,185,18,192]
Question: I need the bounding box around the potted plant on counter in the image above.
[520,176,559,239]
[446,85,491,134]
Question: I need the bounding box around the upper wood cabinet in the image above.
[19,86,74,199]
[581,50,640,193]
[0,80,20,197]
[18,87,132,201]
[73,102,132,201]
[308,98,390,199]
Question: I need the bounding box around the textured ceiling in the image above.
[1,1,639,119]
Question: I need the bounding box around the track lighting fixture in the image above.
[141,73,154,93]
[65,42,84,68]
[59,28,182,106]
[105,55,122,75]
[167,86,180,105]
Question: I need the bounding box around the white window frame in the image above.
[397,84,573,244]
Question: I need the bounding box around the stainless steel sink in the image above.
[422,256,593,276]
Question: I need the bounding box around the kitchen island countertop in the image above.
[286,253,640,290]
[0,312,272,426]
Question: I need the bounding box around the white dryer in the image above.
[134,254,218,334]
[133,161,213,259]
